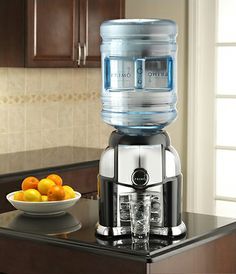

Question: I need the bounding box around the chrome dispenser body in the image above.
[96,131,186,237]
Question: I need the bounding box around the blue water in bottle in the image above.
[100,19,178,135]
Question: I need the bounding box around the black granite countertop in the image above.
[0,146,102,177]
[0,198,235,262]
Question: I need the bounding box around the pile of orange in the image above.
[14,174,76,202]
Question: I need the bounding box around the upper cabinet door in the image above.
[26,0,78,67]
[79,0,125,68]
[0,0,124,68]
[0,0,25,67]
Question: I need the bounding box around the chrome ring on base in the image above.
[96,223,130,237]
[96,222,186,238]
[150,221,186,237]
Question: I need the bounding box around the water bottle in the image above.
[100,19,178,135]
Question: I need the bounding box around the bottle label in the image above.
[104,57,134,90]
[104,56,173,91]
[145,57,173,90]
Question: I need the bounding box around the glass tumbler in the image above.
[129,193,151,243]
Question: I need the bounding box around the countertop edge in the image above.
[0,216,236,263]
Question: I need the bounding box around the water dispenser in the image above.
[96,19,186,238]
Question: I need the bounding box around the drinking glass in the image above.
[129,193,151,243]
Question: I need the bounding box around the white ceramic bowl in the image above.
[6,191,81,216]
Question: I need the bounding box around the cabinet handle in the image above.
[77,43,81,66]
[83,43,87,65]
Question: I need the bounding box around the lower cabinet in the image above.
[149,232,236,273]
[0,164,99,213]
[0,230,235,274]
[0,234,144,274]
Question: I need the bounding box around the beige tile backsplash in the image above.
[0,68,113,154]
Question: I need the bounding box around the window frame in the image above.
[215,0,236,204]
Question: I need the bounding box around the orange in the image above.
[24,189,41,202]
[47,174,63,186]
[63,185,76,199]
[38,178,56,195]
[41,195,48,202]
[13,191,25,201]
[47,185,65,201]
[21,176,39,191]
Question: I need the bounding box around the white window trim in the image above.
[187,0,217,215]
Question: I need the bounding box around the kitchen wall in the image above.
[126,0,188,207]
[0,0,188,185]
[126,0,188,174]
[0,68,112,154]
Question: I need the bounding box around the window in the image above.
[215,0,236,217]
[187,0,236,217]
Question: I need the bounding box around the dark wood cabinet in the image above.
[26,0,78,67]
[0,0,25,67]
[0,234,145,274]
[0,231,235,274]
[149,232,236,273]
[0,0,124,68]
[0,203,236,274]
[79,0,124,67]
